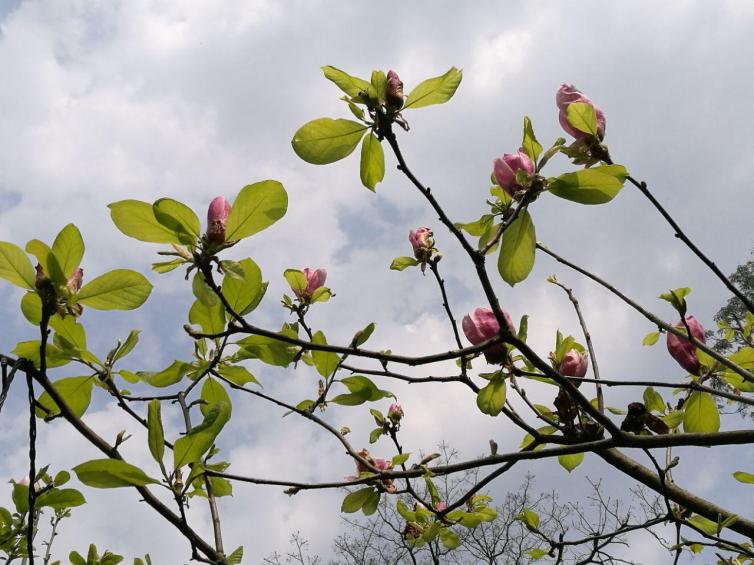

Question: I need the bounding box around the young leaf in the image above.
[225,180,288,241]
[222,257,264,316]
[73,459,159,488]
[566,102,598,136]
[200,377,232,418]
[733,471,754,484]
[476,374,506,416]
[77,269,152,310]
[291,118,368,165]
[108,200,183,244]
[147,399,165,465]
[521,116,542,163]
[359,133,385,191]
[312,331,340,378]
[36,488,86,510]
[558,452,585,473]
[642,331,660,346]
[217,365,260,387]
[683,391,720,433]
[173,401,231,469]
[321,66,372,98]
[341,487,374,513]
[390,256,419,271]
[189,298,226,335]
[36,376,94,419]
[548,165,628,205]
[51,224,85,279]
[139,360,192,388]
[152,198,200,245]
[404,67,463,109]
[643,386,666,414]
[498,210,536,286]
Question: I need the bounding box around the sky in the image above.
[1,0,754,563]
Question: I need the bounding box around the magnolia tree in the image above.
[1,64,753,565]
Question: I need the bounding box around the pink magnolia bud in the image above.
[667,316,705,375]
[493,149,535,197]
[462,307,516,364]
[18,475,30,487]
[295,267,327,301]
[435,501,447,512]
[386,70,404,109]
[387,403,404,424]
[373,458,392,472]
[408,227,433,261]
[65,267,84,293]
[206,196,232,243]
[559,349,588,380]
[556,83,606,141]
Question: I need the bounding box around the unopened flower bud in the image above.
[435,501,447,512]
[559,349,588,382]
[667,316,705,375]
[408,227,433,262]
[556,83,606,141]
[34,264,49,289]
[65,267,83,293]
[493,149,535,198]
[462,307,516,364]
[18,475,30,487]
[294,267,327,301]
[386,70,404,109]
[387,403,404,424]
[206,196,232,244]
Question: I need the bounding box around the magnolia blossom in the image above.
[462,307,515,364]
[556,83,606,141]
[408,227,433,261]
[355,449,396,493]
[559,349,589,380]
[493,149,535,197]
[206,196,232,243]
[387,403,404,424]
[667,316,705,375]
[294,268,327,301]
[386,70,404,109]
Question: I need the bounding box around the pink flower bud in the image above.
[493,149,535,197]
[556,83,606,141]
[18,475,30,487]
[667,316,705,375]
[373,458,392,472]
[387,403,404,424]
[65,267,83,293]
[206,196,232,244]
[294,267,327,301]
[408,227,433,261]
[386,70,404,109]
[559,349,588,379]
[435,501,447,512]
[462,307,516,364]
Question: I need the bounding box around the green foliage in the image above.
[139,360,192,388]
[683,391,720,433]
[558,452,584,473]
[321,66,372,98]
[77,269,152,311]
[476,373,506,416]
[36,376,94,419]
[222,258,266,316]
[200,377,231,417]
[390,256,419,271]
[404,67,463,109]
[51,223,85,279]
[73,459,159,489]
[147,399,165,465]
[359,133,385,191]
[341,487,378,514]
[311,331,340,378]
[521,116,542,163]
[291,118,368,165]
[643,386,666,414]
[173,401,231,469]
[152,198,201,245]
[548,165,628,205]
[498,210,536,286]
[331,375,394,406]
[515,507,540,530]
[0,241,36,289]
[566,102,598,136]
[225,180,288,241]
[642,331,660,346]
[109,200,185,244]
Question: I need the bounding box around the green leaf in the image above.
[173,401,231,469]
[528,548,549,560]
[152,198,200,245]
[390,256,419,271]
[370,70,387,105]
[566,102,598,136]
[733,471,754,484]
[476,374,506,416]
[683,391,720,433]
[139,360,192,388]
[404,67,463,109]
[13,340,71,369]
[291,118,368,165]
[558,452,584,472]
[238,331,299,367]
[151,259,184,273]
[36,488,86,510]
[392,453,410,466]
[26,239,65,284]
[21,292,43,324]
[227,547,244,565]
[369,427,384,444]
[192,272,219,307]
[643,386,665,414]
[77,269,152,310]
[0,241,37,289]
[283,269,307,296]
[331,375,394,406]
[312,331,340,378]
[54,470,71,486]
[37,376,94,419]
[663,410,684,430]
[50,315,87,351]
[362,488,381,516]
[222,258,265,316]
[456,214,495,237]
[515,508,540,530]
[351,323,376,348]
[51,224,85,279]
[642,331,660,346]
[686,515,718,536]
[201,377,231,418]
[321,66,372,98]
[147,399,165,465]
[189,298,226,335]
[341,487,375,513]
[439,528,461,550]
[359,133,385,191]
[548,165,628,205]
[498,210,536,286]
[225,180,288,241]
[218,365,260,387]
[519,426,557,450]
[111,330,140,364]
[521,117,542,163]
[659,287,691,315]
[73,459,159,488]
[12,483,29,512]
[108,200,184,244]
